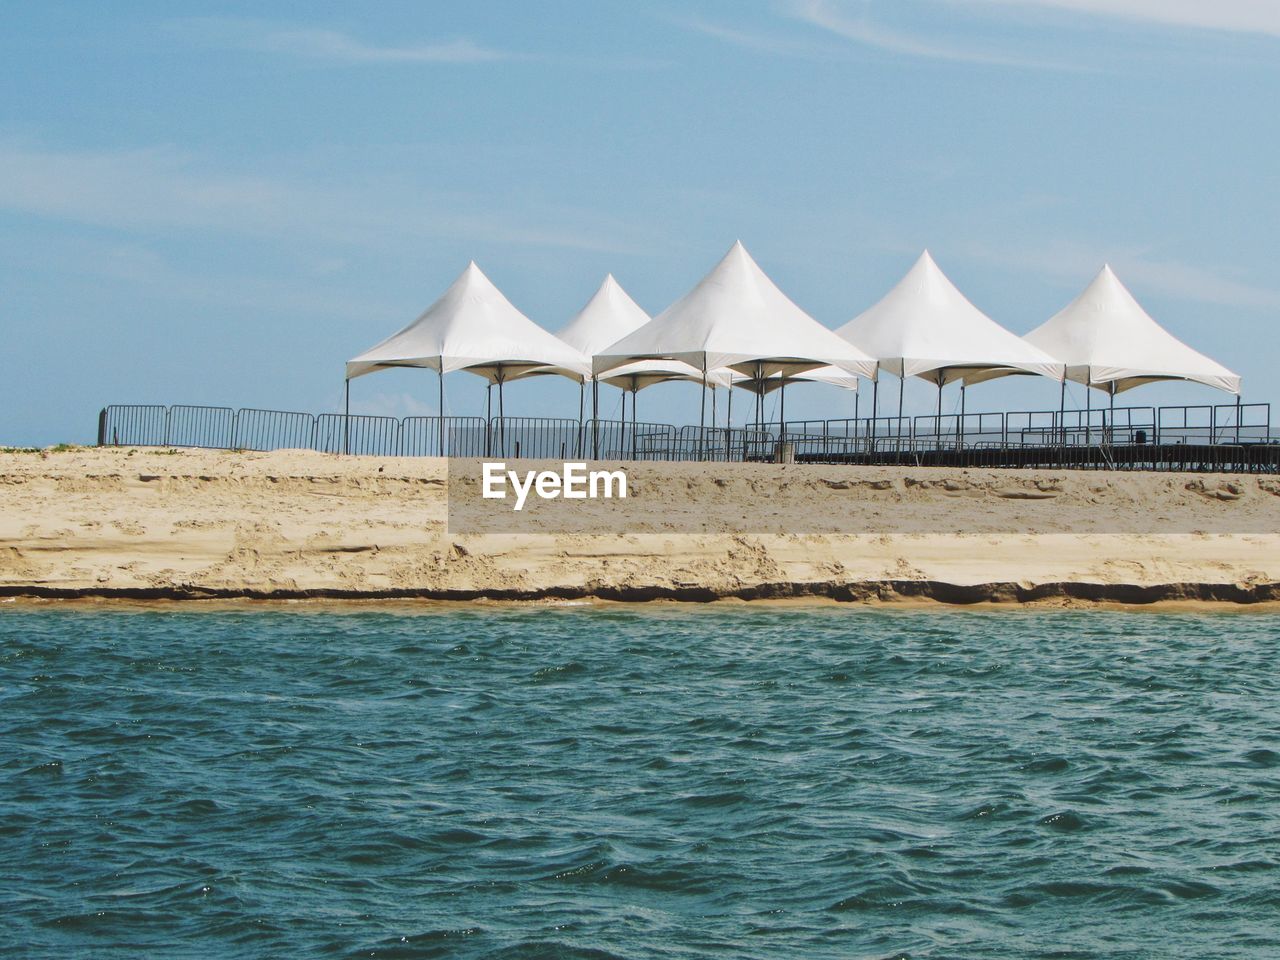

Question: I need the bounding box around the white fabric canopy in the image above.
[733,365,859,396]
[601,360,732,392]
[346,261,591,383]
[558,274,651,360]
[594,241,877,381]
[1023,264,1241,395]
[837,251,1063,386]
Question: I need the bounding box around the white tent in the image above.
[730,365,860,429]
[836,250,1063,417]
[346,261,591,385]
[740,365,861,394]
[558,273,651,358]
[345,261,591,452]
[1023,264,1241,396]
[594,241,878,383]
[560,274,732,445]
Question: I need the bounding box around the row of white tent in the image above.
[345,241,1241,426]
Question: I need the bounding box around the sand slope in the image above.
[1,449,1278,603]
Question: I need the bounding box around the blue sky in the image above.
[2,0,1278,444]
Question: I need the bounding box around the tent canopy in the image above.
[733,365,860,396]
[599,360,732,392]
[558,274,651,360]
[1023,264,1241,395]
[346,261,591,383]
[594,241,877,380]
[837,250,1063,386]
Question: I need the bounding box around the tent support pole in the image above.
[631,386,637,460]
[780,380,786,439]
[498,371,505,455]
[699,364,707,461]
[726,383,733,462]
[1086,379,1092,451]
[747,363,757,432]
[486,382,492,457]
[343,378,350,456]
[898,374,905,447]
[1108,382,1115,446]
[592,378,599,460]
[871,375,878,453]
[936,378,943,450]
[438,370,445,457]
[1058,377,1066,454]
[1236,393,1242,445]
[577,380,584,458]
[959,383,966,451]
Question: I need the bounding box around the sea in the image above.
[1,605,1277,959]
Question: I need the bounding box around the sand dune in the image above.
[1,448,1278,604]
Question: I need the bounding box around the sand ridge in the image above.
[0,448,1277,604]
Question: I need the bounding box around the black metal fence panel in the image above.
[166,405,235,449]
[584,420,678,460]
[99,405,169,447]
[401,416,488,457]
[488,417,583,460]
[233,408,316,451]
[314,413,399,456]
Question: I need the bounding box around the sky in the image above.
[2,0,1278,444]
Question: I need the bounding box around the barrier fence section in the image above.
[95,402,1276,472]
[233,408,316,452]
[488,417,582,460]
[584,420,678,461]
[400,416,487,457]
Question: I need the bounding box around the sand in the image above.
[1,448,1279,604]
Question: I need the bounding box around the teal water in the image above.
[1,606,1278,959]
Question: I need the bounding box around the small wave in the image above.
[529,662,588,681]
[1038,811,1087,832]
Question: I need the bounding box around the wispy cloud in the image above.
[0,142,648,255]
[172,17,509,65]
[958,238,1280,311]
[966,0,1280,39]
[675,16,839,58]
[783,0,1083,69]
[680,1,1085,71]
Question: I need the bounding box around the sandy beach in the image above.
[1,448,1277,604]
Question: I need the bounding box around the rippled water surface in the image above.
[2,605,1279,959]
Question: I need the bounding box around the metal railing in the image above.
[314,413,399,456]
[488,417,582,459]
[96,402,1277,473]
[401,416,487,457]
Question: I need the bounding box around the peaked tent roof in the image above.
[1023,265,1241,395]
[836,251,1063,386]
[594,241,877,380]
[346,261,591,383]
[558,274,652,359]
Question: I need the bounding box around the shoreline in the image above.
[3,577,1280,607]
[3,448,1278,608]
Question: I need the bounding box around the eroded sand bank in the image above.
[1,449,1278,604]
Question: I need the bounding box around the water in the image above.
[1,605,1278,959]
